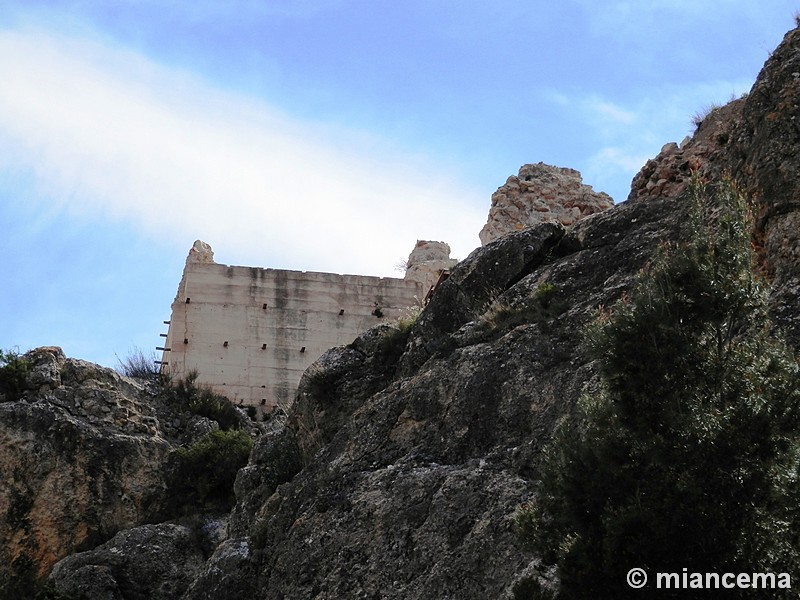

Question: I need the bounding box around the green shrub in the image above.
[396,304,422,332]
[481,282,564,335]
[168,371,242,430]
[0,349,30,402]
[169,429,253,513]
[533,282,557,308]
[518,177,800,599]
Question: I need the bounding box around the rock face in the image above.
[190,195,685,600]
[0,348,174,587]
[0,346,251,595]
[627,25,800,348]
[181,25,800,599]
[49,523,210,600]
[478,162,614,245]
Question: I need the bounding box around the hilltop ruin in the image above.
[159,164,611,416]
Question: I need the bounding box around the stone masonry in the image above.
[479,162,614,245]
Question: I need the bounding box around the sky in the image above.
[0,1,797,368]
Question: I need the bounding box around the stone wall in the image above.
[479,162,614,245]
[161,242,440,414]
[403,240,458,292]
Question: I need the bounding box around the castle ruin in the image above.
[159,163,611,416]
[160,240,456,415]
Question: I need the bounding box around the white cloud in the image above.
[0,28,486,277]
[583,97,637,125]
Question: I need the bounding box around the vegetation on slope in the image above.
[0,349,30,402]
[168,429,253,514]
[517,177,800,599]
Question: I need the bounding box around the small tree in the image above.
[0,349,30,402]
[517,177,800,599]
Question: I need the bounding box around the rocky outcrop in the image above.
[177,25,800,600]
[627,26,800,348]
[627,101,744,203]
[0,348,175,586]
[479,163,614,245]
[0,346,256,595]
[32,193,687,600]
[174,192,686,599]
[48,523,211,600]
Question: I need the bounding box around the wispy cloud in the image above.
[583,97,637,125]
[542,92,636,124]
[0,28,486,276]
[543,77,753,200]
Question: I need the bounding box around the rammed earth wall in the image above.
[161,246,423,414]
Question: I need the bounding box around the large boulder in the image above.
[48,523,209,600]
[191,193,686,599]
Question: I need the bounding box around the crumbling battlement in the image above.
[161,241,455,415]
[479,162,614,245]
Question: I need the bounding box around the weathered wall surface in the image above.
[162,243,425,413]
[403,239,458,292]
[479,162,614,245]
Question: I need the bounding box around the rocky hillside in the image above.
[0,349,172,585]
[0,348,256,598]
[4,22,800,600]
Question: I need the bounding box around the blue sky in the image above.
[0,1,796,368]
